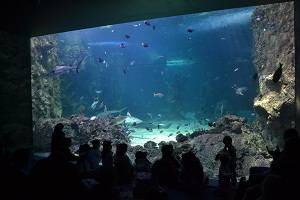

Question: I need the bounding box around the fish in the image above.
[125,34,130,39]
[168,133,173,137]
[166,59,195,67]
[50,56,86,76]
[144,20,151,26]
[153,92,164,98]
[147,113,153,119]
[99,102,104,109]
[95,90,102,94]
[130,60,135,66]
[90,116,97,121]
[272,63,283,83]
[177,125,180,130]
[252,73,258,80]
[98,58,105,63]
[87,41,128,47]
[97,107,127,117]
[157,114,162,118]
[141,42,149,48]
[235,87,248,96]
[208,122,216,127]
[161,123,172,129]
[145,127,153,132]
[187,28,194,33]
[120,43,126,48]
[123,67,127,74]
[184,123,189,126]
[124,112,143,125]
[160,130,164,133]
[111,112,142,126]
[234,68,239,72]
[91,100,99,109]
[152,25,156,30]
[187,36,192,40]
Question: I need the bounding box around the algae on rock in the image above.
[251,2,295,147]
[31,35,62,124]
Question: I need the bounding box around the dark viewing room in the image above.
[0,0,299,199]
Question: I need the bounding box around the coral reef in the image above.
[31,35,62,124]
[33,115,129,152]
[251,2,295,148]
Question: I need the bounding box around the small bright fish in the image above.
[187,36,192,40]
[95,90,102,94]
[153,92,164,98]
[157,114,162,118]
[130,60,135,66]
[90,116,97,121]
[234,68,239,72]
[141,42,149,48]
[91,100,99,109]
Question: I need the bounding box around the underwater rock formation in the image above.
[251,2,295,147]
[128,115,270,178]
[31,35,62,124]
[214,115,246,134]
[176,133,189,143]
[33,115,129,152]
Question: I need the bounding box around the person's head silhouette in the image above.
[161,144,173,158]
[223,136,233,148]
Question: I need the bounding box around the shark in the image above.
[111,112,143,126]
[50,56,86,76]
[97,106,127,117]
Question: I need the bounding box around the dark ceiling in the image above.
[0,0,293,36]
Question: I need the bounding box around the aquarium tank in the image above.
[31,2,295,177]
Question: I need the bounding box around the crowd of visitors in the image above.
[0,123,299,200]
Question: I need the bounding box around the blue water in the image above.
[33,6,258,145]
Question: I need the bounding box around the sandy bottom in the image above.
[129,120,209,146]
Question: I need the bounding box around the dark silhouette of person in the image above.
[76,144,91,177]
[29,130,84,200]
[87,139,101,171]
[180,151,204,197]
[101,140,113,169]
[113,143,134,185]
[64,137,78,162]
[133,151,152,199]
[152,143,181,189]
[0,145,31,199]
[216,135,237,187]
[98,140,115,199]
[269,128,300,199]
[51,123,66,155]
